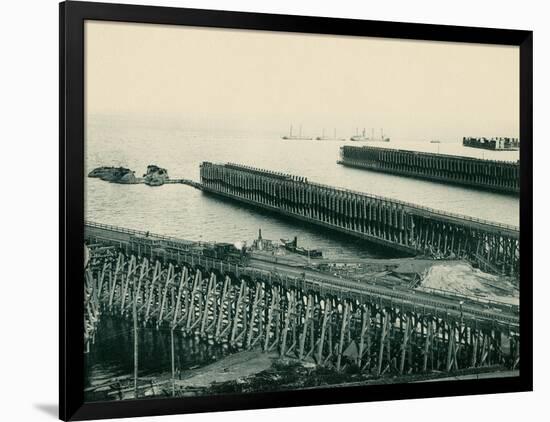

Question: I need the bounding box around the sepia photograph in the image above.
[82,19,520,403]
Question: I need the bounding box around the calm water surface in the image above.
[85,114,519,258]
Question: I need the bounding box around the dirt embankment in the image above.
[419,261,519,305]
[320,256,518,305]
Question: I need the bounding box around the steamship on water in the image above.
[316,128,346,141]
[281,124,313,140]
[350,128,390,142]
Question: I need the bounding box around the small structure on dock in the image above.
[281,236,323,258]
[201,242,248,265]
[252,229,274,251]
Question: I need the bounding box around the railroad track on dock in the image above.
[85,221,519,328]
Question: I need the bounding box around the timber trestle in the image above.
[85,246,520,378]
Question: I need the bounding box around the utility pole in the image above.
[171,326,176,396]
[133,283,139,399]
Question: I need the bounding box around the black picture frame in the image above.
[60,1,533,420]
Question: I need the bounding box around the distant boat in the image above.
[350,128,390,142]
[430,140,441,144]
[282,124,313,140]
[316,128,345,141]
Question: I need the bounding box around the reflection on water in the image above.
[85,316,231,402]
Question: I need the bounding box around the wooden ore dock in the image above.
[199,162,519,277]
[338,146,519,194]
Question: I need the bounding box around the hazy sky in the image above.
[85,20,519,141]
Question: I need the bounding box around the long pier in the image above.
[337,146,520,194]
[84,224,519,380]
[199,162,519,276]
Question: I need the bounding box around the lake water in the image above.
[85,113,519,259]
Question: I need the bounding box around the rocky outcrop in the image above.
[88,166,118,178]
[88,166,138,184]
[144,165,169,186]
